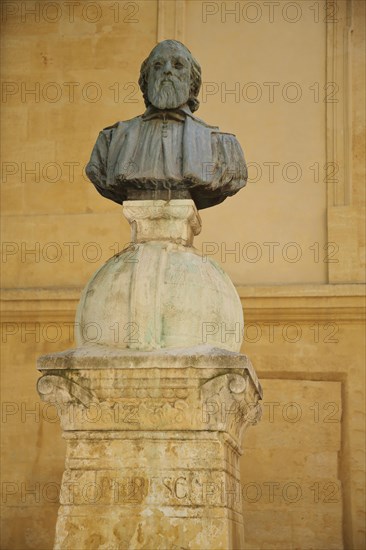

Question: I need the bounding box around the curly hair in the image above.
[138,40,202,113]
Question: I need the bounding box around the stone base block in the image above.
[37,345,262,550]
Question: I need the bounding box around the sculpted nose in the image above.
[163,61,173,75]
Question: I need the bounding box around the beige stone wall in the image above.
[1,1,365,549]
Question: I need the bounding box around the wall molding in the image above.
[1,284,365,323]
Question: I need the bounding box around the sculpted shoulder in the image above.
[101,115,142,134]
[188,112,240,140]
[186,111,218,130]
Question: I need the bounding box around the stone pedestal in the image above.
[75,200,244,353]
[38,347,262,550]
[37,199,262,549]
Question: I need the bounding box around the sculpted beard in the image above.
[147,74,190,109]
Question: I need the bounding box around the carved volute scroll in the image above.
[201,372,262,450]
[37,374,97,407]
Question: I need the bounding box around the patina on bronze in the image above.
[86,40,247,210]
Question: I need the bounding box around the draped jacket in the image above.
[86,104,247,210]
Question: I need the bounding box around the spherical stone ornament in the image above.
[76,242,243,352]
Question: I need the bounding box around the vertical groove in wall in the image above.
[157,0,186,43]
[326,0,352,209]
[175,0,186,42]
[157,0,165,42]
[343,0,353,207]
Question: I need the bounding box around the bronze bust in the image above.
[86,40,247,210]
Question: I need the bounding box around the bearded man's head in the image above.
[138,40,202,112]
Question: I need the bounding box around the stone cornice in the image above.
[237,284,366,322]
[1,284,365,323]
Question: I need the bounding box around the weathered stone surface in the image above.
[37,347,262,549]
[124,199,202,245]
[75,200,244,352]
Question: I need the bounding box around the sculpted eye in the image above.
[154,62,162,69]
[174,62,183,69]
